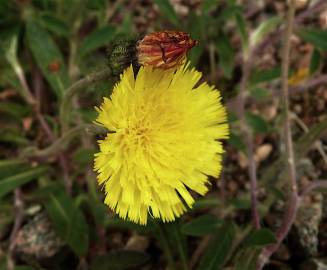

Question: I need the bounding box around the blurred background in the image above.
[0,0,327,269]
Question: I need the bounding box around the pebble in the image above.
[125,234,149,252]
[320,9,327,29]
[238,152,248,169]
[255,144,273,163]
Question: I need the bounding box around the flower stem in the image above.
[21,124,105,159]
[238,43,261,230]
[59,68,113,132]
[155,223,176,270]
[257,0,298,268]
[172,223,188,270]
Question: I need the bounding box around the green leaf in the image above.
[87,0,107,10]
[0,203,14,237]
[229,132,246,152]
[230,197,251,210]
[26,20,69,99]
[30,182,64,200]
[105,217,155,234]
[0,257,5,270]
[243,228,277,247]
[153,0,180,27]
[39,13,70,37]
[0,160,29,179]
[202,0,220,13]
[0,166,48,198]
[234,8,248,51]
[116,13,133,35]
[192,197,220,210]
[45,190,89,256]
[309,48,321,74]
[181,215,223,236]
[250,67,281,85]
[0,102,31,119]
[197,222,236,270]
[297,28,327,51]
[0,28,33,100]
[14,266,35,270]
[234,247,261,270]
[0,28,19,66]
[249,87,270,100]
[216,34,234,79]
[227,111,239,123]
[86,193,107,225]
[245,112,269,133]
[73,148,97,166]
[91,250,149,270]
[219,5,242,22]
[189,42,204,67]
[78,108,98,123]
[0,128,29,145]
[187,13,204,67]
[251,16,281,46]
[79,25,116,56]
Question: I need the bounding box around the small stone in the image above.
[227,180,238,193]
[22,117,33,132]
[317,99,325,112]
[125,234,149,252]
[15,211,63,260]
[300,259,327,270]
[293,104,302,114]
[292,195,323,257]
[260,99,278,121]
[320,9,327,29]
[274,243,290,261]
[294,0,309,9]
[322,88,327,101]
[238,152,248,168]
[111,233,124,247]
[255,144,273,163]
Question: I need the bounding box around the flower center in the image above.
[123,123,151,149]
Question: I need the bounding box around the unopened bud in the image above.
[137,31,198,69]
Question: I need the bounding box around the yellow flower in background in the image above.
[94,63,229,225]
[288,67,309,86]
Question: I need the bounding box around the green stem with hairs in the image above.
[155,223,176,270]
[21,124,105,159]
[59,68,113,132]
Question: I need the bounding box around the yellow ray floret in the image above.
[94,63,229,225]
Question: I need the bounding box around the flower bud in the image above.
[137,31,198,69]
[107,38,137,76]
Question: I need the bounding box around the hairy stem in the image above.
[59,68,112,132]
[257,1,298,268]
[237,48,261,229]
[32,67,71,194]
[253,0,326,56]
[7,189,24,270]
[300,180,327,197]
[21,124,105,159]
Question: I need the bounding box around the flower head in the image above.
[137,31,198,69]
[94,63,229,225]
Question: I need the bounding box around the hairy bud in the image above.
[137,31,198,69]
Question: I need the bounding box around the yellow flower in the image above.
[94,63,229,225]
